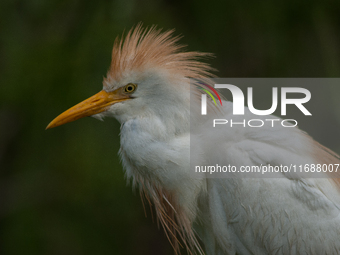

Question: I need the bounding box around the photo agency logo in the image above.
[200,84,312,128]
[192,79,339,178]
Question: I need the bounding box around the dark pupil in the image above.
[127,85,133,91]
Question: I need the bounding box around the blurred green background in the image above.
[1,0,340,254]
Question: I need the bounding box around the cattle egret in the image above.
[47,25,340,254]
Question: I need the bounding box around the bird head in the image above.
[46,25,214,131]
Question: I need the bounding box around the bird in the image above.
[46,25,340,255]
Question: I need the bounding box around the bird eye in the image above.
[124,83,137,93]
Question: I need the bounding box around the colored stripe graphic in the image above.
[198,82,223,106]
[203,84,223,106]
[200,88,217,106]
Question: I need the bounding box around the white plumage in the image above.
[47,25,340,254]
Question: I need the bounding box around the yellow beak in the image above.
[46,90,130,129]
